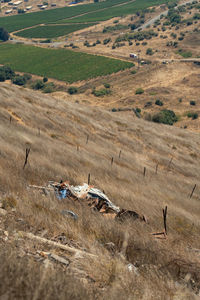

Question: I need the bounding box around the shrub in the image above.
[104,83,110,89]
[190,100,196,106]
[155,99,163,106]
[135,88,144,95]
[187,112,198,119]
[146,48,154,55]
[0,71,6,82]
[32,80,45,90]
[131,70,137,74]
[24,73,32,81]
[0,65,15,80]
[92,88,111,97]
[0,27,9,41]
[43,82,55,93]
[103,38,111,45]
[12,75,27,86]
[43,76,48,83]
[135,107,141,113]
[152,109,178,125]
[68,86,78,94]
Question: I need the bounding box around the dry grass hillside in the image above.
[0,82,200,299]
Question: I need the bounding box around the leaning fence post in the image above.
[77,145,79,152]
[162,206,168,235]
[168,157,173,169]
[23,148,31,170]
[119,150,121,159]
[86,134,89,144]
[189,184,196,199]
[156,163,159,174]
[143,167,146,177]
[88,173,90,185]
[9,116,12,124]
[111,157,114,166]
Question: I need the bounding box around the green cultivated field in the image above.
[15,23,96,38]
[0,44,133,82]
[0,0,131,32]
[59,0,176,23]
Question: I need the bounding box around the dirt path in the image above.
[137,0,198,31]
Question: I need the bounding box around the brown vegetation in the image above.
[0,82,200,299]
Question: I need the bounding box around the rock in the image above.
[50,253,70,266]
[61,210,78,220]
[0,208,7,216]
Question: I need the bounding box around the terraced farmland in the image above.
[0,0,131,32]
[0,44,133,82]
[15,23,97,39]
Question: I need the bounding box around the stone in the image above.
[0,208,7,216]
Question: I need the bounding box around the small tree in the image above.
[0,28,9,42]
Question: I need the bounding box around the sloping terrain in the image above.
[0,82,200,299]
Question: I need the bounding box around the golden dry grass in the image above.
[0,82,200,299]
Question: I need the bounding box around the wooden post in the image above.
[111,157,114,166]
[168,157,173,169]
[143,167,146,177]
[189,184,196,199]
[77,145,79,152]
[86,134,89,144]
[23,148,31,170]
[119,150,121,159]
[88,173,90,185]
[162,206,167,235]
[9,116,12,124]
[156,163,158,174]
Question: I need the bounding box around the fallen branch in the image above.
[19,231,96,258]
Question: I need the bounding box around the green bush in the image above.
[0,65,15,80]
[135,88,144,95]
[32,80,45,90]
[0,27,9,41]
[12,75,27,86]
[135,107,141,113]
[23,73,32,81]
[152,109,178,125]
[104,83,110,89]
[43,82,55,93]
[146,48,154,55]
[187,112,198,119]
[68,86,78,94]
[43,76,48,83]
[155,99,163,106]
[190,100,196,106]
[131,69,137,74]
[92,88,111,97]
[0,71,6,82]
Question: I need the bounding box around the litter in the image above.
[61,210,78,221]
[30,181,146,223]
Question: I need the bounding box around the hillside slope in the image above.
[0,82,200,299]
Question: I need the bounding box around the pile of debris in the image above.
[30,181,147,223]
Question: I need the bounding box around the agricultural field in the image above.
[53,0,177,24]
[0,0,132,33]
[0,44,133,82]
[15,23,97,38]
